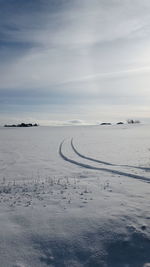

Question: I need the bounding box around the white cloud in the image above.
[1,0,150,122]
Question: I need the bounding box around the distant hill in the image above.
[4,123,39,127]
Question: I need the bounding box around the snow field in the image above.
[0,124,149,266]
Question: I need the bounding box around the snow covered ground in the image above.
[0,124,150,267]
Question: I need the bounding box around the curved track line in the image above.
[71,138,150,172]
[71,138,113,166]
[59,140,150,183]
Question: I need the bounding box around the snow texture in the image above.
[0,124,150,266]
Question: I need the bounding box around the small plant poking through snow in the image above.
[0,176,97,208]
[0,175,114,209]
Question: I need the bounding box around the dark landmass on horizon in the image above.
[4,123,39,128]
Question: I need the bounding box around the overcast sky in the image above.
[0,0,150,125]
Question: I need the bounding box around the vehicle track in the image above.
[59,140,150,183]
[71,138,150,172]
[71,138,113,166]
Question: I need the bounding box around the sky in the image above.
[0,0,150,125]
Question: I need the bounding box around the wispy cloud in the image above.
[1,0,150,124]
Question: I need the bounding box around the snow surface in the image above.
[0,124,150,267]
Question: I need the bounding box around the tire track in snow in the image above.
[71,138,150,172]
[59,140,150,183]
[71,138,113,166]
